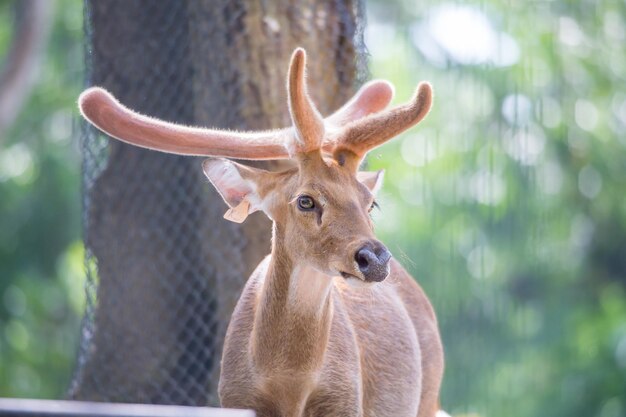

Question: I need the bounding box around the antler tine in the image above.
[78,87,292,160]
[325,80,395,128]
[322,79,395,153]
[332,82,433,160]
[287,48,324,154]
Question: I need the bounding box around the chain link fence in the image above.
[69,0,366,407]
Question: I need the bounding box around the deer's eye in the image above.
[368,200,379,213]
[297,195,315,211]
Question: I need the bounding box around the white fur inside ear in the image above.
[203,159,258,209]
[357,170,385,196]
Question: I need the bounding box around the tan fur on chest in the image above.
[219,257,440,417]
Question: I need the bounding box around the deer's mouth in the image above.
[340,271,361,280]
[340,271,377,289]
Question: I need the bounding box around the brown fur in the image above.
[213,156,443,417]
[79,47,444,417]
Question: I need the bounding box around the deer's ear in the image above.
[357,170,385,196]
[202,159,267,223]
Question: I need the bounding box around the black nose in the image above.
[355,241,392,282]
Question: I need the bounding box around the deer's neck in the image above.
[251,225,334,374]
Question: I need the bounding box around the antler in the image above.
[78,48,431,164]
[79,76,394,160]
[330,82,433,161]
[79,87,292,160]
[325,80,394,128]
[287,48,324,154]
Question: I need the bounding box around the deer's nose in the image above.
[355,241,392,282]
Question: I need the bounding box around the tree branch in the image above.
[0,0,54,142]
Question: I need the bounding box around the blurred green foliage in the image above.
[0,0,85,399]
[366,0,626,416]
[0,0,625,416]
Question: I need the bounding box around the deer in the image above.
[78,48,445,417]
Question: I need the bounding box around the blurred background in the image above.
[0,0,625,416]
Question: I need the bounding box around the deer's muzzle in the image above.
[354,241,391,282]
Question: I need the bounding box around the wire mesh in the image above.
[69,0,366,407]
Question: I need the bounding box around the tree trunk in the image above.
[70,0,364,406]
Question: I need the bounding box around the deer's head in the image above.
[79,48,432,283]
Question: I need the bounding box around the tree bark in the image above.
[70,0,364,406]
